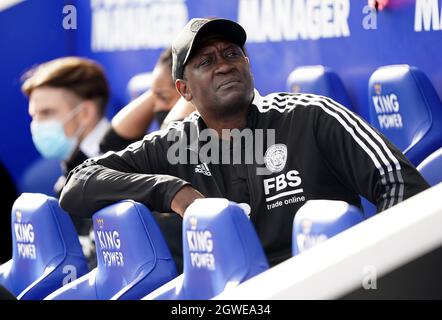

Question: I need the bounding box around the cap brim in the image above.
[182,19,247,68]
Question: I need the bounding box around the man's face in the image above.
[151,64,181,112]
[28,87,82,137]
[179,36,254,117]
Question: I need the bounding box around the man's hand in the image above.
[171,185,205,217]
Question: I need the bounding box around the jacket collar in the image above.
[188,89,261,153]
[195,88,261,131]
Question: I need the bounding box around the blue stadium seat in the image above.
[127,71,152,100]
[368,65,442,166]
[0,193,88,299]
[18,158,62,197]
[286,65,353,109]
[126,71,159,133]
[144,199,269,300]
[286,66,376,216]
[292,200,364,256]
[417,147,442,186]
[360,197,376,219]
[46,200,177,300]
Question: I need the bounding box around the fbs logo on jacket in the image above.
[263,144,306,210]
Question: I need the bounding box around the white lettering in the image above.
[415,0,441,32]
[186,230,213,252]
[263,169,303,196]
[14,223,34,243]
[62,5,77,30]
[96,230,121,250]
[17,243,36,260]
[63,265,78,288]
[102,250,125,267]
[239,0,351,43]
[96,229,124,267]
[287,170,302,187]
[275,173,288,191]
[377,114,403,129]
[373,94,402,129]
[190,252,215,270]
[362,265,378,289]
[362,5,377,30]
[263,178,275,195]
[187,230,215,270]
[91,1,188,51]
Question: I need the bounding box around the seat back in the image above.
[0,193,88,299]
[146,199,268,300]
[286,65,353,109]
[46,200,177,300]
[127,72,152,100]
[293,200,364,256]
[18,158,61,197]
[368,65,442,165]
[127,72,159,133]
[417,147,442,186]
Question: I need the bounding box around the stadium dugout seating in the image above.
[292,200,364,256]
[18,158,62,197]
[417,147,442,186]
[368,65,442,166]
[286,65,376,217]
[143,199,269,300]
[286,65,353,110]
[46,200,177,300]
[216,184,442,299]
[0,193,88,300]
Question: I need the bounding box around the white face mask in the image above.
[30,104,84,160]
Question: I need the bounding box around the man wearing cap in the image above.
[60,18,429,267]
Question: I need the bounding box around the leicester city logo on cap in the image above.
[264,144,288,173]
[190,19,208,33]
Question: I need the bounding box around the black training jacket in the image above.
[60,90,429,266]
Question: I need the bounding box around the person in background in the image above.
[100,48,195,153]
[0,161,18,264]
[21,56,110,268]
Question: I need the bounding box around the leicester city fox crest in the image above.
[264,144,288,173]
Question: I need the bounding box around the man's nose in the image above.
[214,54,235,74]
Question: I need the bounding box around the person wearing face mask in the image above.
[21,57,110,268]
[97,48,195,272]
[99,48,195,153]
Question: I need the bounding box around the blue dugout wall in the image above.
[0,0,441,190]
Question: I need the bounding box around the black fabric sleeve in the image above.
[312,97,429,212]
[60,130,191,218]
[99,126,142,153]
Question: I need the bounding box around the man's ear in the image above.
[175,79,192,102]
[78,100,98,125]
